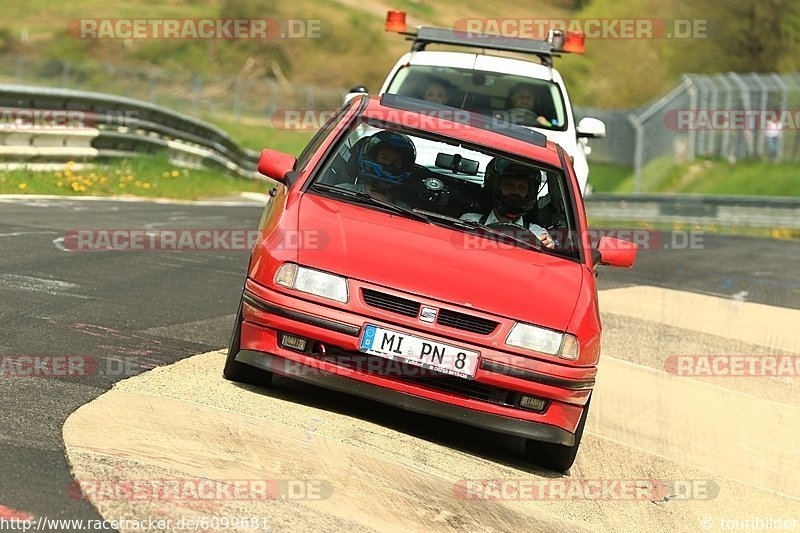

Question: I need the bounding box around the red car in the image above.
[225,94,636,472]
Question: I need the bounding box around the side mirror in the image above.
[577,117,606,139]
[593,236,636,268]
[258,149,297,183]
[344,85,369,104]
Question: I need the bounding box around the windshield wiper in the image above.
[412,209,545,253]
[311,183,429,222]
[311,185,545,253]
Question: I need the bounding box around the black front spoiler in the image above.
[235,349,575,446]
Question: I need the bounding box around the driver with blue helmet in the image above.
[339,131,416,206]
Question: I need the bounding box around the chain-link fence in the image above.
[576,72,800,192]
[0,54,346,122]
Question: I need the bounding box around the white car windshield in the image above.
[386,65,568,132]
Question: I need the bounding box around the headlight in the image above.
[506,323,580,361]
[274,263,349,303]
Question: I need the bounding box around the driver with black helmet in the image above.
[460,157,555,248]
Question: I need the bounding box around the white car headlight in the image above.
[274,263,349,303]
[506,323,580,361]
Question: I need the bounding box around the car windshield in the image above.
[385,65,568,132]
[311,121,580,258]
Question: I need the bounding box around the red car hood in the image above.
[297,194,583,331]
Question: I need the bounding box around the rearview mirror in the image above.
[258,149,297,183]
[593,236,636,268]
[435,153,479,175]
[577,117,606,139]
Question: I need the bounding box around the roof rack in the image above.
[412,27,554,56]
[378,93,548,148]
[384,11,585,67]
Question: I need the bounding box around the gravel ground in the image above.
[63,286,800,532]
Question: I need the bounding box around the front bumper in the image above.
[235,349,574,445]
[236,280,594,444]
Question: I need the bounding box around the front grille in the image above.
[362,288,420,317]
[361,288,498,335]
[325,348,515,407]
[437,309,499,335]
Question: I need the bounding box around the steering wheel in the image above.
[507,108,538,126]
[486,222,544,248]
[508,108,552,128]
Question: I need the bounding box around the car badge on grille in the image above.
[419,306,438,323]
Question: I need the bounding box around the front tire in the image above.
[223,297,273,386]
[523,396,590,473]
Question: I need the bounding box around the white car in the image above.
[348,21,606,195]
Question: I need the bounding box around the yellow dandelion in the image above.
[55,171,63,178]
[65,160,75,168]
[56,181,63,187]
[171,170,180,178]
[126,175,134,182]
[118,183,126,189]
[99,177,108,184]
[78,185,86,192]
[142,182,151,189]
[18,183,27,190]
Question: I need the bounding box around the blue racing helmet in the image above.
[358,131,416,184]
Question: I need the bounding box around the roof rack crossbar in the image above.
[413,27,555,55]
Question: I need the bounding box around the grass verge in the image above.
[0,153,270,200]
[202,115,316,155]
[588,218,800,241]
[589,158,800,196]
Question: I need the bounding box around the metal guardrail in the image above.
[0,84,262,178]
[585,193,800,229]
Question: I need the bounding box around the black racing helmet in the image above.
[485,157,541,219]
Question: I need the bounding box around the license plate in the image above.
[359,324,479,380]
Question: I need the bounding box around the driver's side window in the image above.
[317,131,371,186]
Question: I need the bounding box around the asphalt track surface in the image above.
[1,196,798,531]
